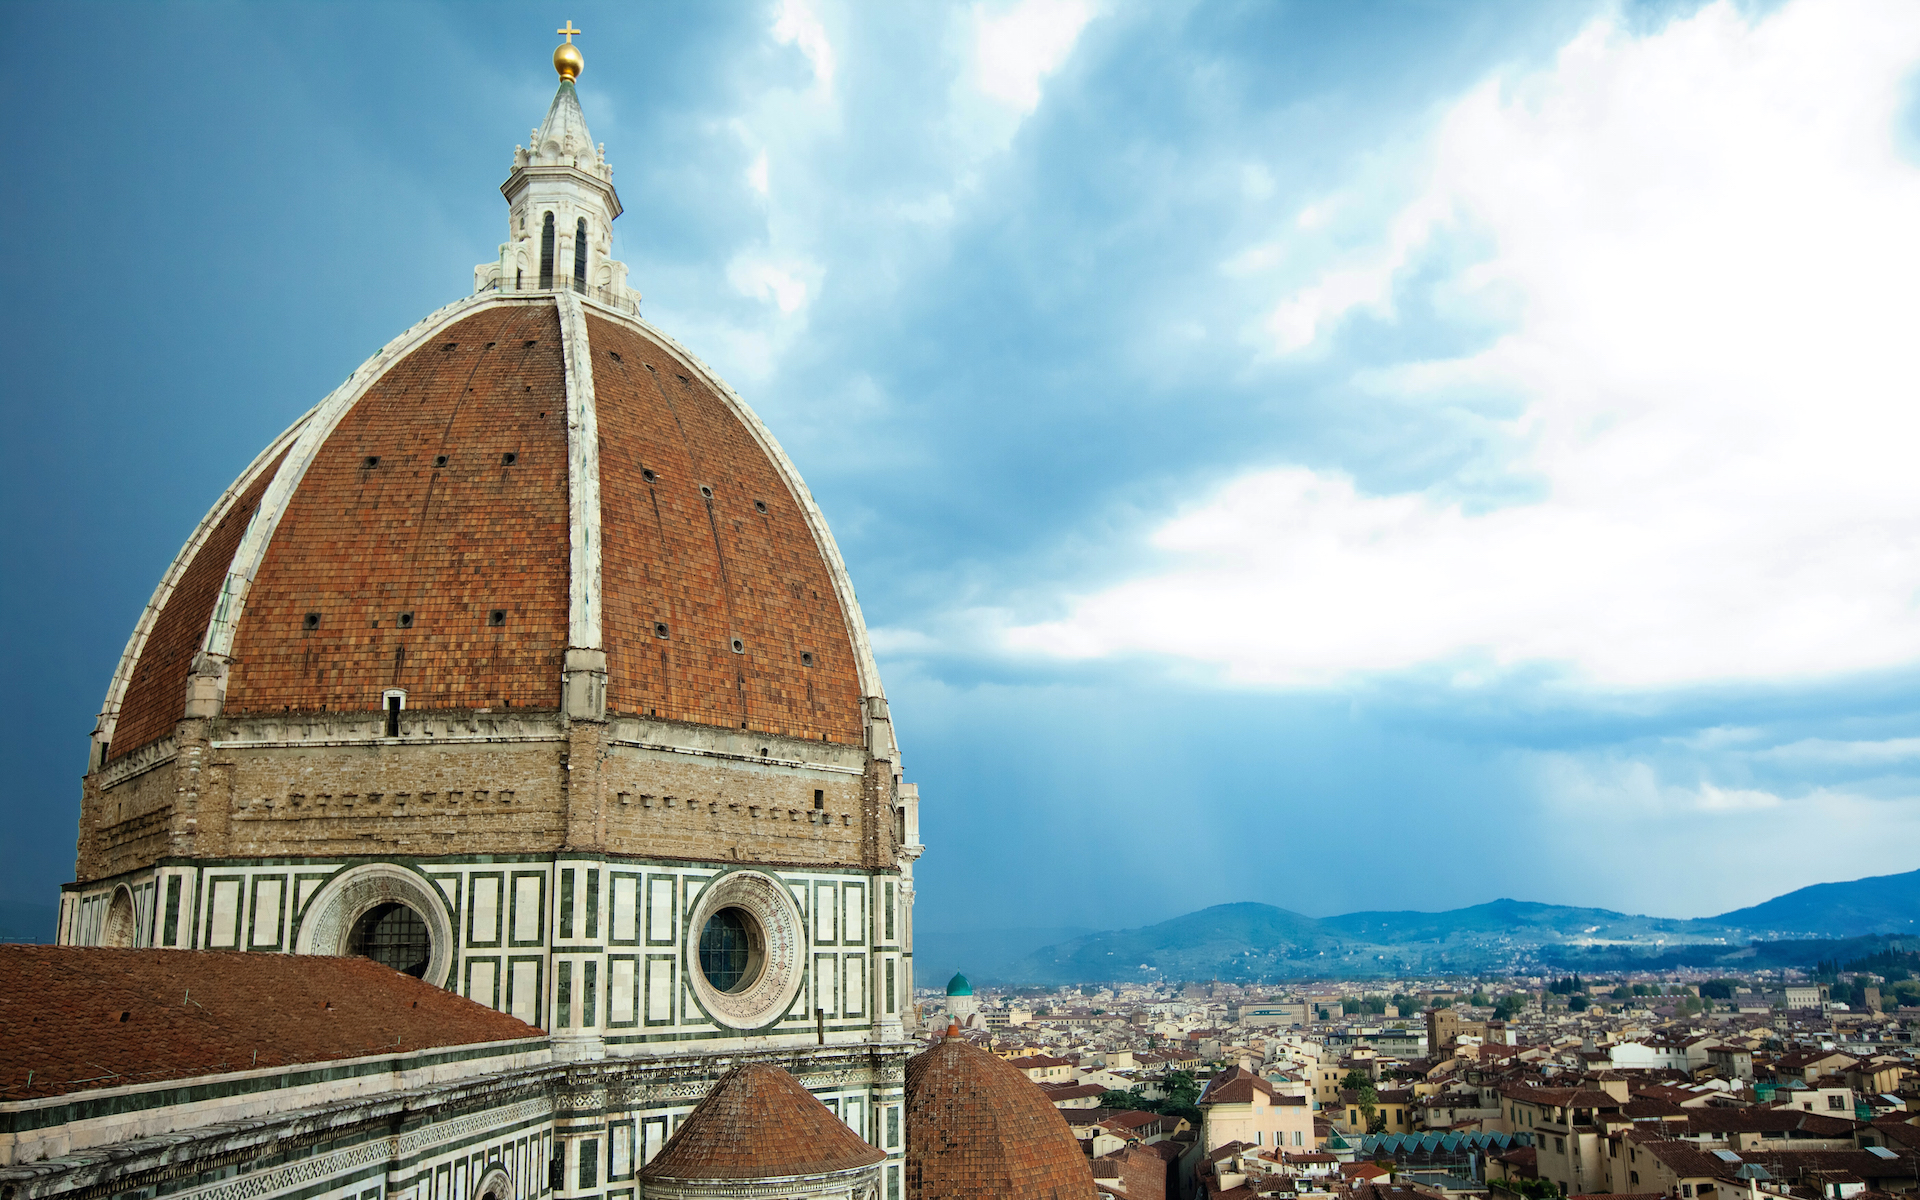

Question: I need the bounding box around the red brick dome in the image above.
[94,294,881,764]
[640,1063,885,1184]
[905,1033,1099,1199]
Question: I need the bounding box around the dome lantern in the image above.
[477,31,633,309]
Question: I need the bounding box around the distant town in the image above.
[915,957,1920,1200]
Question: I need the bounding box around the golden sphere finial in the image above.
[554,21,583,82]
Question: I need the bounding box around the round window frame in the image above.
[683,869,805,1031]
[293,863,455,988]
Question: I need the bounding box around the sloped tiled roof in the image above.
[0,946,539,1100]
[906,1034,1098,1199]
[1203,1066,1275,1105]
[639,1063,885,1181]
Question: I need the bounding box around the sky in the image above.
[4,0,1920,938]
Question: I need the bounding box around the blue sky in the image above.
[4,0,1919,935]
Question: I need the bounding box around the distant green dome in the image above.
[946,973,972,997]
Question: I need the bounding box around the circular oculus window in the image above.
[684,869,805,1030]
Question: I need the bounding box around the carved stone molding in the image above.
[682,869,806,1031]
[293,862,456,988]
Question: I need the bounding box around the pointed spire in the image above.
[531,80,596,169]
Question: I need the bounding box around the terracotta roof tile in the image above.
[639,1063,884,1181]
[112,446,290,757]
[0,946,539,1100]
[226,305,571,715]
[906,1035,1098,1199]
[588,315,864,741]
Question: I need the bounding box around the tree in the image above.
[1568,994,1590,1012]
[1098,1088,1148,1111]
[1158,1071,1203,1126]
[1343,1069,1373,1092]
[1354,1081,1380,1128]
[1495,994,1526,1019]
[1611,985,1632,1001]
[1700,979,1738,1000]
[1470,989,1491,1007]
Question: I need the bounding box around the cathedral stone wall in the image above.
[597,742,867,866]
[221,736,570,860]
[77,754,179,882]
[76,711,879,883]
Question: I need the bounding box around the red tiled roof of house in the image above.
[638,1063,884,1181]
[1094,1143,1171,1200]
[1204,1066,1276,1105]
[0,946,539,1100]
[907,1034,1098,1199]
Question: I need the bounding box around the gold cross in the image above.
[557,21,581,43]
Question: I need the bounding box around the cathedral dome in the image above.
[639,1063,884,1192]
[904,1032,1098,1199]
[69,44,921,1077]
[90,63,883,778]
[945,973,971,997]
[94,294,877,764]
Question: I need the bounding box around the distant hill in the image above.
[986,867,1915,985]
[1322,899,1728,944]
[1713,868,1920,937]
[1006,903,1347,984]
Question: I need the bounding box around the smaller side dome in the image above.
[639,1063,884,1186]
[945,972,972,996]
[905,1035,1098,1199]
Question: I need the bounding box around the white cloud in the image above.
[1757,737,1920,767]
[1009,0,1920,690]
[974,0,1096,113]
[773,0,836,90]
[726,252,817,315]
[1520,751,1920,914]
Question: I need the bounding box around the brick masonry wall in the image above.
[79,759,180,881]
[598,746,865,865]
[226,305,571,716]
[213,738,569,860]
[115,449,291,757]
[85,735,864,868]
[586,315,865,743]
